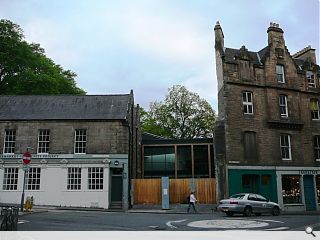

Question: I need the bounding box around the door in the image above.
[303,175,317,211]
[111,168,123,208]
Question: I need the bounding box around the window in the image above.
[177,146,192,178]
[144,146,175,178]
[243,131,258,161]
[2,168,18,190]
[37,129,50,154]
[26,168,41,190]
[74,129,87,154]
[194,145,209,178]
[279,95,288,117]
[242,91,253,114]
[310,99,320,120]
[3,129,16,154]
[317,176,320,203]
[307,71,316,88]
[67,167,81,190]
[280,134,292,160]
[282,175,301,204]
[314,136,320,161]
[88,167,103,190]
[276,65,285,83]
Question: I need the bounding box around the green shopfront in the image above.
[228,166,320,212]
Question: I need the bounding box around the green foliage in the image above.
[0,19,85,95]
[141,85,216,139]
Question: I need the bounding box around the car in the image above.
[217,193,281,217]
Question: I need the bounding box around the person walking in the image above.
[187,191,197,213]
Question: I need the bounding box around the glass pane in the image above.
[194,145,209,178]
[177,146,192,178]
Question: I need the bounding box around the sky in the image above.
[0,0,319,111]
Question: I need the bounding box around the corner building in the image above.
[214,22,320,212]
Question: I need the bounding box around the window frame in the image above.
[37,129,50,154]
[276,64,285,83]
[25,168,41,190]
[279,95,288,118]
[242,91,254,115]
[314,135,320,162]
[306,70,316,88]
[310,99,320,120]
[74,129,87,154]
[88,167,104,190]
[3,129,16,154]
[280,134,292,160]
[2,167,18,190]
[67,167,82,190]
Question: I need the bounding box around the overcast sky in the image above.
[1,0,319,111]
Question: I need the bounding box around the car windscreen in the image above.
[230,194,246,199]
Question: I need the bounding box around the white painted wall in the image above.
[0,164,110,209]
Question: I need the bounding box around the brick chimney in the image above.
[267,22,285,47]
[292,45,317,64]
[214,21,224,53]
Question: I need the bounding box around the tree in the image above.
[0,19,85,95]
[141,85,216,139]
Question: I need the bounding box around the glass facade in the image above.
[143,143,213,178]
[282,175,301,204]
[144,146,175,178]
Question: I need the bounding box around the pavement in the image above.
[13,204,320,216]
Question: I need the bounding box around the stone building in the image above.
[214,22,320,212]
[0,92,140,210]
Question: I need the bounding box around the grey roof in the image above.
[224,47,261,65]
[0,95,132,120]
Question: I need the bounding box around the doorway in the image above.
[303,175,317,211]
[110,168,123,209]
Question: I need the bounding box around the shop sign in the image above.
[299,170,319,175]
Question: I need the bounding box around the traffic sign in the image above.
[22,151,32,164]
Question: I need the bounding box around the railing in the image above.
[0,206,19,231]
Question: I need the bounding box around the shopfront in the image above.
[276,168,320,212]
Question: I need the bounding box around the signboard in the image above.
[22,151,32,164]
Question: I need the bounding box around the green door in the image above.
[303,175,316,211]
[111,168,123,208]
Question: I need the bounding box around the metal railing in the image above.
[0,206,19,231]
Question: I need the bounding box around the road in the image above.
[16,210,320,232]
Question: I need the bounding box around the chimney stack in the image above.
[267,22,285,47]
[214,21,224,53]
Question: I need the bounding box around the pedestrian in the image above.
[187,191,197,213]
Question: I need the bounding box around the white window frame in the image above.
[276,65,285,83]
[306,70,316,88]
[310,99,320,120]
[242,91,254,114]
[314,136,320,161]
[2,168,18,190]
[3,129,16,154]
[37,129,50,154]
[279,95,288,117]
[88,167,104,190]
[280,134,292,160]
[26,168,41,190]
[67,167,82,190]
[74,129,87,154]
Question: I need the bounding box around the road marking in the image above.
[265,227,289,231]
[260,219,284,223]
[18,220,30,224]
[187,220,269,229]
[166,219,187,229]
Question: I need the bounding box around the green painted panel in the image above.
[228,169,278,203]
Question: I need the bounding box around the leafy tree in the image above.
[0,19,85,95]
[141,85,216,139]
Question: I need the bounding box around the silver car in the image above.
[217,193,281,217]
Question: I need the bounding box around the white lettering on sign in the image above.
[163,189,168,195]
[299,170,318,175]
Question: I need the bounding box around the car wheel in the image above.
[272,206,280,216]
[254,213,262,216]
[226,212,234,217]
[243,206,252,217]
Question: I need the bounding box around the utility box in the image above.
[161,177,169,210]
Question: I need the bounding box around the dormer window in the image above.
[306,71,316,88]
[276,65,285,83]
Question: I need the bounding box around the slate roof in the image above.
[224,47,262,65]
[0,95,132,120]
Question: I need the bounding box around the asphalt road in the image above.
[16,210,320,232]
